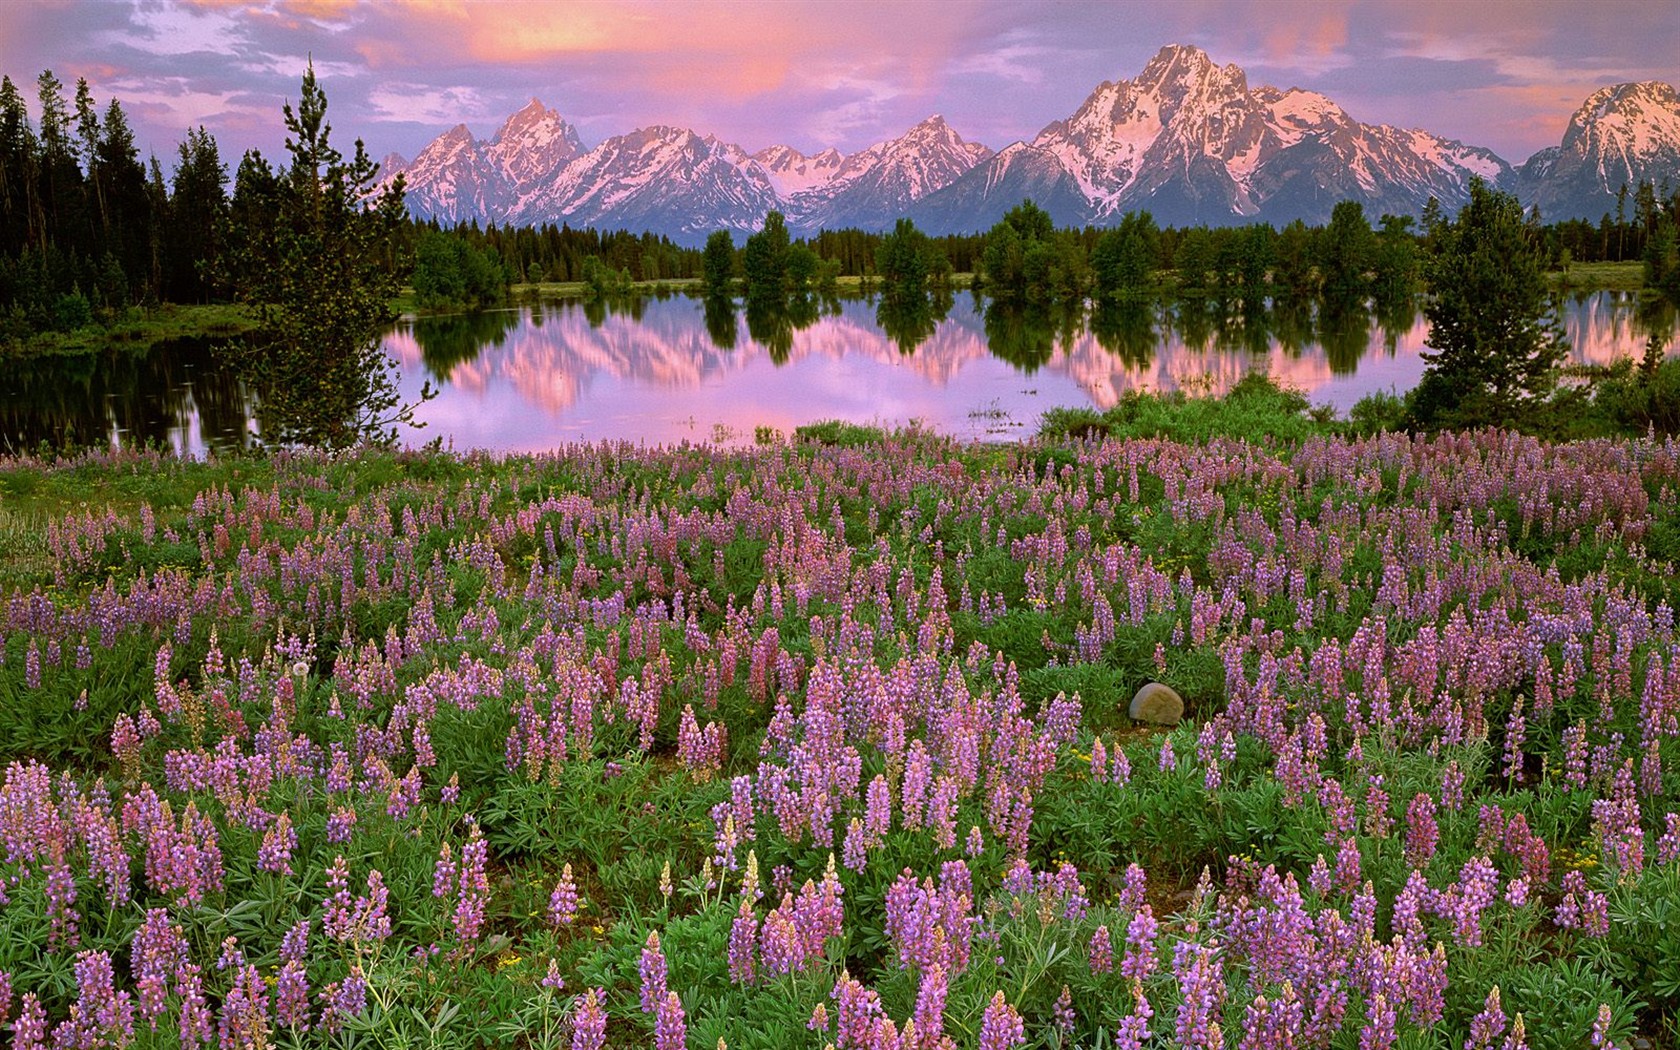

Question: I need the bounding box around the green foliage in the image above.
[220,64,430,448]
[742,211,791,306]
[412,229,510,310]
[701,229,736,299]
[1318,200,1376,302]
[981,200,1086,305]
[579,254,633,299]
[1091,211,1160,301]
[1415,178,1570,430]
[793,419,887,446]
[875,218,930,306]
[1040,372,1319,444]
[1644,215,1680,297]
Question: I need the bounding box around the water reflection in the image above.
[4,291,1676,454]
[0,337,251,454]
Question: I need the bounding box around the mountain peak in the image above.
[385,51,1678,239]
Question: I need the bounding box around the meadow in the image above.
[0,399,1676,1048]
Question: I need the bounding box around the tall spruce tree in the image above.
[1415,178,1568,429]
[224,63,423,448]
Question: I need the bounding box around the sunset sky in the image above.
[3,0,1676,168]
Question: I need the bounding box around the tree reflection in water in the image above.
[6,291,1670,453]
[0,338,252,453]
[983,300,1061,372]
[406,311,521,377]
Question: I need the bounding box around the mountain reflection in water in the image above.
[386,292,1677,450]
[3,292,1673,454]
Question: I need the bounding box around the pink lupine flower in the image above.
[654,990,686,1050]
[570,988,607,1050]
[549,863,580,927]
[977,991,1025,1050]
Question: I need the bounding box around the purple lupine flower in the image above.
[1173,941,1224,1050]
[1658,812,1680,864]
[132,909,188,1027]
[1052,985,1075,1035]
[639,931,668,1013]
[1115,991,1154,1050]
[1359,992,1397,1050]
[1404,792,1438,869]
[1238,985,1305,1050]
[1465,986,1507,1050]
[257,811,297,875]
[325,806,356,843]
[1121,905,1159,980]
[911,963,947,1048]
[549,863,579,927]
[977,991,1025,1050]
[842,817,868,872]
[68,949,136,1048]
[1088,925,1114,973]
[275,960,311,1031]
[318,967,368,1036]
[1590,1003,1619,1049]
[728,898,758,985]
[571,988,608,1050]
[217,959,271,1050]
[540,960,566,992]
[450,820,491,944]
[175,963,213,1049]
[13,994,48,1050]
[655,990,686,1050]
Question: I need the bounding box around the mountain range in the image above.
[379,44,1680,244]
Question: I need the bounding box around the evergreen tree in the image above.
[742,211,790,305]
[701,229,735,299]
[223,63,423,448]
[875,217,928,305]
[0,75,36,254]
[166,127,228,302]
[1318,200,1374,302]
[1414,178,1569,429]
[96,99,152,300]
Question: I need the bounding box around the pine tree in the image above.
[700,230,735,299]
[741,211,789,305]
[1414,178,1569,429]
[223,63,424,448]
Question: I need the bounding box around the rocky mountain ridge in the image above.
[379,45,1680,242]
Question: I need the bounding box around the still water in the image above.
[4,292,1676,454]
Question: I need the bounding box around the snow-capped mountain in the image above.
[752,144,845,197]
[485,99,584,190]
[511,126,782,239]
[381,46,1678,240]
[1513,81,1680,220]
[910,44,1511,231]
[380,100,584,224]
[784,115,994,232]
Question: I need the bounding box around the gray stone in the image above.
[1129,682,1184,725]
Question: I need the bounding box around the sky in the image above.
[2,0,1676,172]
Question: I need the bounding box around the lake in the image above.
[4,291,1676,454]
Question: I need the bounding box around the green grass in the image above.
[1547,260,1647,291]
[1039,372,1327,444]
[1,303,257,359]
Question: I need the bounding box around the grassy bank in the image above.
[0,302,259,359]
[1547,259,1648,291]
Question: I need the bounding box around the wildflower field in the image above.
[0,421,1677,1049]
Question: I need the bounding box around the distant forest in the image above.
[3,69,1678,352]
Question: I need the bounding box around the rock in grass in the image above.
[1129,682,1183,725]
